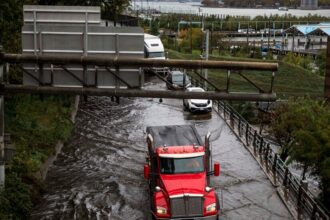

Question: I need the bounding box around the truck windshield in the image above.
[148,52,165,58]
[160,156,204,174]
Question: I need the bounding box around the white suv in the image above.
[183,87,212,113]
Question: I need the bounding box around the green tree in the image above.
[0,172,33,219]
[271,98,330,209]
[316,50,327,76]
[0,0,38,53]
[179,28,203,53]
[201,0,221,7]
[101,0,131,26]
[289,99,330,208]
[271,101,296,161]
[282,52,314,73]
[150,18,159,36]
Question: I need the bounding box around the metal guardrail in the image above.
[189,75,330,220]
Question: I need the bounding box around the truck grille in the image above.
[170,195,203,218]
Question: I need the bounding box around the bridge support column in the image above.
[325,37,330,102]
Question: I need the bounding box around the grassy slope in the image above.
[168,50,324,98]
[0,95,74,219]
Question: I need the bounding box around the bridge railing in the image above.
[189,74,330,220]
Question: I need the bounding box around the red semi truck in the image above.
[144,125,221,220]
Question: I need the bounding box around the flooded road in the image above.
[31,78,292,220]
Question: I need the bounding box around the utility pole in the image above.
[204,29,209,90]
[267,20,271,53]
[190,18,192,54]
[211,22,214,54]
[177,22,180,51]
[0,45,4,188]
[247,21,250,54]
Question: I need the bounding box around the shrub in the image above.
[282,52,314,72]
[0,172,33,219]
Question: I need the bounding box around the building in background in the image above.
[301,0,318,10]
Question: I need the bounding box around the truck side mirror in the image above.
[144,164,150,179]
[214,162,220,176]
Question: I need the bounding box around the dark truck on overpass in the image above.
[144,125,221,220]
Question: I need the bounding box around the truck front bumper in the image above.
[157,214,218,220]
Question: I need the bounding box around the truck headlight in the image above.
[206,203,217,212]
[156,206,167,214]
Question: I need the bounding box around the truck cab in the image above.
[144,34,167,75]
[144,125,220,220]
[144,34,165,60]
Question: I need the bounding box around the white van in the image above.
[144,34,167,74]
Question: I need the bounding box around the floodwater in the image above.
[133,1,330,18]
[31,78,292,220]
